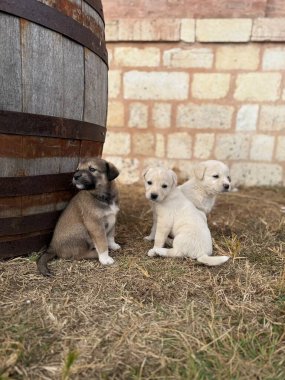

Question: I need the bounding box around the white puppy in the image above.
[145,160,231,241]
[180,160,231,214]
[143,167,229,266]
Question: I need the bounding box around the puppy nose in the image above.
[73,172,82,180]
[223,183,230,190]
[151,193,158,200]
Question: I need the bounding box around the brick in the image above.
[266,0,285,17]
[194,133,215,159]
[108,70,121,99]
[143,158,174,169]
[107,101,124,128]
[132,133,155,156]
[107,48,113,66]
[214,134,250,160]
[103,132,130,156]
[103,156,140,184]
[259,105,285,132]
[167,133,192,159]
[276,136,285,161]
[118,19,180,41]
[250,135,275,161]
[196,19,252,42]
[236,105,259,132]
[192,73,230,99]
[152,103,172,129]
[128,102,148,129]
[262,47,285,70]
[231,163,283,186]
[163,48,213,69]
[252,18,285,41]
[216,45,260,70]
[105,20,119,41]
[234,73,281,101]
[180,19,195,42]
[114,47,160,67]
[156,134,165,158]
[124,71,189,100]
[103,0,267,19]
[177,104,234,130]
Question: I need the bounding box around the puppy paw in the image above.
[99,254,115,265]
[109,242,121,251]
[144,235,155,241]
[155,248,168,257]
[147,248,157,257]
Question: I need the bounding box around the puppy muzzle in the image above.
[72,170,96,190]
[222,183,230,191]
[150,192,158,201]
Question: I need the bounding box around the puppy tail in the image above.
[37,248,57,277]
[197,255,229,266]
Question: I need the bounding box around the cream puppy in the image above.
[143,167,229,266]
[145,160,231,241]
[180,160,231,214]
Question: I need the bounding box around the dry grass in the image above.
[1,185,285,380]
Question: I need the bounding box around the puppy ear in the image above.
[106,162,119,181]
[194,162,206,180]
[169,169,177,188]
[142,167,150,179]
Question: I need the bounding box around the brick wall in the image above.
[103,2,285,186]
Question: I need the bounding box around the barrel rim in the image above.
[0,111,106,142]
[0,0,108,66]
[0,173,74,197]
[0,210,62,236]
[85,0,105,21]
[0,232,52,259]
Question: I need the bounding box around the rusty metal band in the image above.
[0,211,62,236]
[0,173,75,197]
[0,111,106,142]
[0,232,52,259]
[85,0,104,21]
[0,0,108,66]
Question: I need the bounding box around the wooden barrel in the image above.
[0,0,108,258]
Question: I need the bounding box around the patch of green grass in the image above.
[61,350,79,380]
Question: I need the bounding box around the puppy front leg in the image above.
[85,221,114,265]
[148,223,171,257]
[107,225,121,251]
[144,205,157,241]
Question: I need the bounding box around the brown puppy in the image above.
[37,158,120,276]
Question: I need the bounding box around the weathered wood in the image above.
[83,1,104,38]
[22,20,64,117]
[0,232,53,259]
[0,211,62,236]
[0,13,22,111]
[22,191,72,215]
[80,141,103,157]
[0,134,22,158]
[0,197,22,218]
[0,111,106,141]
[0,158,23,177]
[0,0,107,258]
[63,38,84,120]
[37,0,83,23]
[84,49,108,126]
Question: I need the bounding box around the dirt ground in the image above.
[0,184,285,380]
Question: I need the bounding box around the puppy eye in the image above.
[162,184,168,189]
[228,176,231,182]
[212,174,219,179]
[147,181,152,185]
[89,166,96,172]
